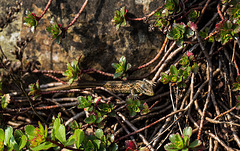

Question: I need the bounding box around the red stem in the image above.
[126,3,165,21]
[37,0,53,20]
[64,0,89,30]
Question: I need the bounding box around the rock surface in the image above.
[0,0,164,80]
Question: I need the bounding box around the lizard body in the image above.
[43,79,155,96]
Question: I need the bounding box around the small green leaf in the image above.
[65,136,75,146]
[86,140,95,151]
[170,65,178,77]
[25,125,35,136]
[141,102,150,115]
[19,135,27,150]
[55,124,66,144]
[164,143,178,151]
[113,72,123,79]
[1,94,10,109]
[189,139,202,148]
[111,63,119,69]
[95,129,104,139]
[78,96,92,109]
[84,115,96,124]
[74,129,84,149]
[30,142,53,151]
[0,129,4,142]
[93,139,101,149]
[4,126,13,146]
[160,72,169,84]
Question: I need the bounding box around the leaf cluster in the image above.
[46,18,64,44]
[0,116,118,151]
[78,96,114,127]
[126,99,150,117]
[164,127,202,151]
[112,7,127,30]
[160,54,198,87]
[23,10,38,33]
[63,60,81,84]
[112,56,131,79]
[28,80,41,99]
[167,23,195,47]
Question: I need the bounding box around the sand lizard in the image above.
[43,79,155,96]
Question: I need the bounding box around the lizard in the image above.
[42,79,155,96]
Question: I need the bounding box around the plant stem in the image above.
[126,3,165,21]
[64,0,89,30]
[37,0,53,20]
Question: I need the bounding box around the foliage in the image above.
[46,18,64,44]
[160,53,198,87]
[0,116,118,151]
[78,96,114,127]
[63,60,81,84]
[215,20,240,45]
[164,0,181,16]
[199,27,214,42]
[232,76,240,109]
[126,98,150,117]
[167,22,195,47]
[112,56,131,79]
[112,7,127,30]
[23,10,38,33]
[1,94,10,109]
[164,127,202,151]
[188,10,199,22]
[28,80,41,99]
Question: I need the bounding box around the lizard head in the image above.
[135,79,155,96]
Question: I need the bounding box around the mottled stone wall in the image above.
[0,0,164,80]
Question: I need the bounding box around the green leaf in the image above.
[108,143,118,151]
[126,63,132,71]
[19,135,27,150]
[164,143,178,151]
[86,140,95,151]
[185,28,194,38]
[170,65,178,76]
[160,72,170,84]
[183,127,192,138]
[93,139,101,149]
[84,115,96,124]
[192,63,199,74]
[95,129,104,139]
[169,133,183,149]
[0,129,4,141]
[9,136,18,151]
[74,129,84,149]
[30,142,53,151]
[78,96,92,109]
[189,139,202,148]
[141,102,150,115]
[111,63,119,69]
[55,124,66,144]
[65,136,75,146]
[113,72,123,79]
[4,127,13,146]
[1,94,10,109]
[25,125,35,136]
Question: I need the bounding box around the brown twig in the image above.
[43,73,66,84]
[196,0,212,24]
[115,109,185,142]
[195,30,213,140]
[217,3,224,21]
[132,37,168,71]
